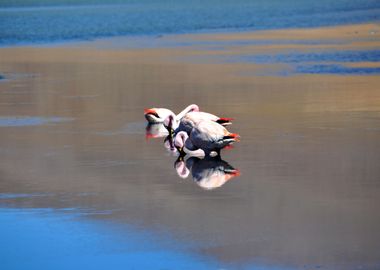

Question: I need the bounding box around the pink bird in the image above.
[174,120,239,157]
[164,111,233,135]
[178,111,233,133]
[144,104,199,124]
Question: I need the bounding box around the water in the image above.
[1,0,380,45]
[220,49,380,75]
[0,116,72,127]
[0,208,222,270]
[1,4,380,269]
[1,37,380,268]
[295,64,380,75]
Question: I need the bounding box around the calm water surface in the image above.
[0,36,380,269]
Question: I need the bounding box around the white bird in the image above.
[164,111,233,135]
[144,104,199,124]
[174,120,239,157]
[178,111,232,133]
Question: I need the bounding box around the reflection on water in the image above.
[175,157,240,190]
[146,122,240,190]
[145,123,169,139]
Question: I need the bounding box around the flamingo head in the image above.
[189,104,200,113]
[174,158,190,179]
[163,113,178,136]
[174,131,188,156]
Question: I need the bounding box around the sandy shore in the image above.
[0,23,380,269]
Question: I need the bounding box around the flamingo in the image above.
[174,120,239,157]
[144,104,199,124]
[163,111,233,135]
[178,111,232,133]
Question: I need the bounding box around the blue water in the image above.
[218,49,380,75]
[0,207,293,270]
[296,64,380,75]
[0,208,217,270]
[0,0,379,45]
[241,50,380,64]
[0,116,73,127]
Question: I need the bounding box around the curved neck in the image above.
[184,138,209,157]
[184,147,205,158]
[164,113,176,130]
[176,104,199,120]
[175,132,188,148]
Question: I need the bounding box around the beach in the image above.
[1,22,380,269]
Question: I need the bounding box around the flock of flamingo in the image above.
[144,104,241,190]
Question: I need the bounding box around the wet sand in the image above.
[1,23,380,269]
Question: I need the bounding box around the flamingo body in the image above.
[175,120,239,156]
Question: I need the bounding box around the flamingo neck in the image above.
[184,147,205,158]
[176,104,200,120]
[163,113,176,131]
[175,131,188,148]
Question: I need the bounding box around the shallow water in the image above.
[0,208,226,270]
[186,49,380,75]
[1,30,380,269]
[0,116,72,127]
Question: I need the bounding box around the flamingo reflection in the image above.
[174,156,240,190]
[145,123,168,139]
